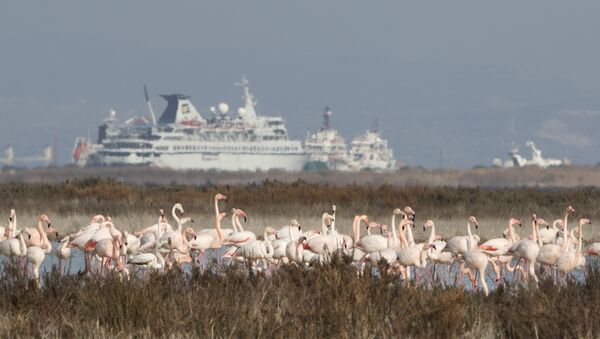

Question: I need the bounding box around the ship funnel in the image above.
[158,94,205,126]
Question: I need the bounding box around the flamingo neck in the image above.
[535,223,543,247]
[398,221,409,248]
[235,215,244,232]
[391,215,398,243]
[352,217,359,243]
[406,223,415,246]
[507,223,516,244]
[466,222,473,249]
[427,223,435,244]
[215,217,223,242]
[231,214,238,233]
[172,206,181,226]
[321,215,328,235]
[577,222,584,256]
[560,221,570,254]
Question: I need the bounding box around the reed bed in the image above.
[0,258,599,338]
[2,178,600,220]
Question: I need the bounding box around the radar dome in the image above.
[209,106,216,114]
[237,107,246,115]
[218,102,229,114]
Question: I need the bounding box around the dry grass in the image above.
[0,259,599,338]
[2,178,600,219]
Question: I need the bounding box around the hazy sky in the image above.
[2,1,600,168]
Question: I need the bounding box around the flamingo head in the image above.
[423,243,436,251]
[422,220,434,232]
[580,218,592,226]
[469,216,479,229]
[567,206,576,217]
[536,218,549,229]
[217,212,227,221]
[90,214,105,224]
[181,217,194,225]
[290,219,301,231]
[215,193,228,202]
[9,209,15,222]
[401,219,414,231]
[184,227,197,237]
[404,207,416,221]
[509,218,521,228]
[173,203,184,216]
[331,205,336,214]
[235,209,248,222]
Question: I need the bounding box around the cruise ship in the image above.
[73,79,398,172]
[73,78,307,171]
[303,108,397,172]
[304,107,351,171]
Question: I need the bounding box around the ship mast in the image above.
[321,106,332,131]
[235,76,258,122]
[144,85,158,125]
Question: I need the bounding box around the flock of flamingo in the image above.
[1,193,598,295]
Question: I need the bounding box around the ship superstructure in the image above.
[75,78,306,171]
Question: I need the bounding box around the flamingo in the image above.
[237,226,276,271]
[285,236,307,265]
[23,214,55,248]
[538,219,563,244]
[556,218,591,276]
[304,213,341,254]
[445,216,480,256]
[0,231,27,259]
[355,222,388,254]
[396,219,432,283]
[508,214,545,284]
[276,219,302,241]
[537,218,569,282]
[25,224,53,286]
[223,209,256,247]
[461,223,500,296]
[56,235,71,273]
[129,246,165,271]
[479,218,522,257]
[1,209,17,240]
[422,220,454,285]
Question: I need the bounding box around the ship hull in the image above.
[93,151,307,171]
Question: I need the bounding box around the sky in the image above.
[1,1,600,168]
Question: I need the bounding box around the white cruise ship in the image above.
[349,127,396,171]
[74,78,307,171]
[303,107,351,171]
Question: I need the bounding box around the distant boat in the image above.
[492,141,570,169]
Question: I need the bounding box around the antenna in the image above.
[144,85,157,125]
[371,118,379,132]
[322,106,332,131]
